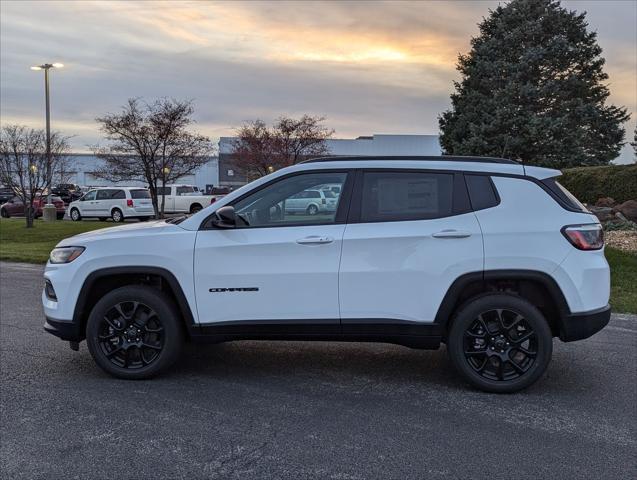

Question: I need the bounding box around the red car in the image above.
[0,195,66,219]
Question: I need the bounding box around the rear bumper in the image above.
[44,316,84,342]
[559,305,611,342]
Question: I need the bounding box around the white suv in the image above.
[68,187,154,222]
[43,156,610,392]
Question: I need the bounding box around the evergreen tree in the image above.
[439,0,629,168]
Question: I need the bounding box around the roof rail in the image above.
[301,155,518,165]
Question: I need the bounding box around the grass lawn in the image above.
[0,218,113,264]
[1,217,636,313]
[605,247,637,314]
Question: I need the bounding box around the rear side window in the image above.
[360,171,453,222]
[111,190,125,199]
[130,189,150,199]
[465,174,499,210]
[541,177,589,213]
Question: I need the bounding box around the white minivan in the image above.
[68,187,154,222]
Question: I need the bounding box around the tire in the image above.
[70,208,81,221]
[0,208,9,218]
[306,204,319,215]
[98,217,107,222]
[85,285,184,379]
[111,208,124,223]
[190,203,202,214]
[447,293,552,393]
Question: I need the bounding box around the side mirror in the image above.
[211,205,236,228]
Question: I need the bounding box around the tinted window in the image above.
[82,191,97,201]
[111,189,126,199]
[360,171,453,222]
[130,189,150,199]
[96,190,113,200]
[176,186,195,196]
[233,172,348,228]
[157,187,170,196]
[541,177,589,213]
[465,175,499,210]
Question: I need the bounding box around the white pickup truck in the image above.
[156,184,218,214]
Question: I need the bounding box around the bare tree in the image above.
[93,98,213,217]
[232,120,278,179]
[232,115,334,179]
[0,125,70,228]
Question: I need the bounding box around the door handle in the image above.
[296,236,334,245]
[432,230,471,239]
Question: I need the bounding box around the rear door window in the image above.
[359,171,454,222]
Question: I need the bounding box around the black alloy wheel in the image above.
[86,285,183,379]
[462,309,537,381]
[97,301,164,370]
[447,294,552,393]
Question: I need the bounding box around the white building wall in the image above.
[62,154,219,190]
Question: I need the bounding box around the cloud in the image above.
[1,0,635,158]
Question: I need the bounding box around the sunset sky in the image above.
[1,0,635,161]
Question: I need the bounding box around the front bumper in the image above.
[44,316,84,342]
[559,305,611,342]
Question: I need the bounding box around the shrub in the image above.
[558,164,637,204]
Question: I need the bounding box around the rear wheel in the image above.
[86,286,184,379]
[306,204,319,215]
[111,208,123,222]
[70,208,81,221]
[447,294,552,393]
[190,203,202,214]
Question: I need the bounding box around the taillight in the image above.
[127,199,134,207]
[561,224,604,250]
[210,197,216,204]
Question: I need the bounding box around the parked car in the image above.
[0,186,15,205]
[284,188,338,215]
[43,156,610,392]
[1,195,65,219]
[156,184,218,214]
[67,187,154,222]
[51,184,82,204]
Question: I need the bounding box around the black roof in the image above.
[302,155,518,165]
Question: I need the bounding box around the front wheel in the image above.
[306,204,319,215]
[447,294,552,393]
[85,286,184,379]
[70,208,81,221]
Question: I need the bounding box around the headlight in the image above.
[49,246,85,264]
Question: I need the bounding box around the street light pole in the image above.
[44,66,51,205]
[31,62,63,221]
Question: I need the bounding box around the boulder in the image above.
[588,206,614,222]
[595,197,616,208]
[614,200,637,223]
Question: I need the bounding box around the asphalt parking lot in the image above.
[1,261,635,479]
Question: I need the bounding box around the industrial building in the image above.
[58,134,442,190]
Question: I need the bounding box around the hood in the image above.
[57,220,184,246]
